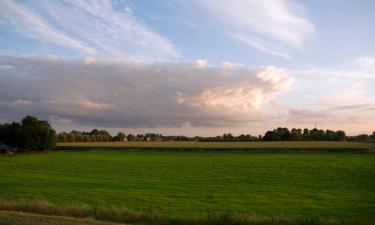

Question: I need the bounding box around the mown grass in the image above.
[56,141,375,152]
[1,150,375,225]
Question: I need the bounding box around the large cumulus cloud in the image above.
[0,56,294,128]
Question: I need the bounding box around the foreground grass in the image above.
[0,210,126,225]
[56,141,374,151]
[0,151,374,224]
[0,206,372,225]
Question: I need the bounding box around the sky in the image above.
[0,0,374,136]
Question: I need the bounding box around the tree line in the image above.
[0,116,56,151]
[1,116,374,152]
[263,127,347,141]
[56,127,375,142]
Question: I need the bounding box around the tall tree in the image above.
[20,116,56,151]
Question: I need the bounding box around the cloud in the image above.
[195,59,208,69]
[0,56,294,129]
[353,56,375,70]
[0,0,178,61]
[273,56,375,134]
[235,35,291,59]
[190,0,315,58]
[0,0,95,53]
[83,56,96,65]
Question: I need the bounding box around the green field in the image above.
[0,150,374,224]
[57,141,375,151]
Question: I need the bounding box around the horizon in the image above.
[0,0,374,136]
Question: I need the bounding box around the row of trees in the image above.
[57,129,113,142]
[56,127,375,143]
[56,130,263,142]
[2,116,373,148]
[198,134,261,142]
[0,116,56,151]
[347,132,375,142]
[263,128,346,141]
[56,131,166,142]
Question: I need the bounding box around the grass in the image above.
[56,141,375,152]
[0,210,127,225]
[0,207,371,225]
[0,150,374,225]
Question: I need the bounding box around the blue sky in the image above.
[0,0,374,135]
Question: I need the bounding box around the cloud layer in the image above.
[0,56,294,129]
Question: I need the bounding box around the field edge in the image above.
[0,199,373,225]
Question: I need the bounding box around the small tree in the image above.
[335,130,346,141]
[116,132,126,141]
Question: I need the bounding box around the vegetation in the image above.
[0,116,56,151]
[263,128,346,141]
[0,202,371,225]
[0,210,125,225]
[347,131,375,142]
[56,127,375,143]
[0,151,374,224]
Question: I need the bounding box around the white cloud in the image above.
[190,0,315,58]
[353,56,375,70]
[0,0,178,61]
[0,0,95,53]
[0,56,294,128]
[275,56,375,134]
[195,59,208,68]
[235,34,291,59]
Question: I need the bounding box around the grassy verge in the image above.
[0,210,125,225]
[0,200,372,225]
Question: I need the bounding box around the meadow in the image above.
[0,149,374,224]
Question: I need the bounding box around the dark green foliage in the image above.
[126,133,135,141]
[54,128,375,143]
[347,131,375,142]
[263,127,347,141]
[0,122,22,147]
[0,115,55,151]
[56,129,113,143]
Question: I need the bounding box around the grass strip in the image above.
[0,199,372,225]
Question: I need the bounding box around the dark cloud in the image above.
[0,56,294,128]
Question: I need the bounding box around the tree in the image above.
[263,131,276,141]
[83,135,90,142]
[335,130,346,141]
[0,122,22,147]
[303,128,310,140]
[19,116,56,151]
[96,135,104,142]
[116,132,126,141]
[127,134,135,141]
[90,135,97,142]
[58,133,68,142]
[370,131,375,140]
[67,133,76,142]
